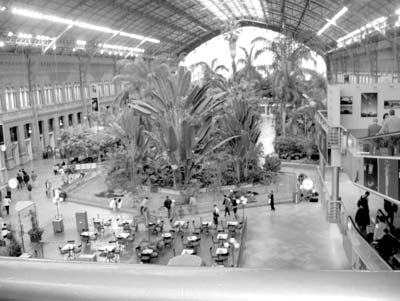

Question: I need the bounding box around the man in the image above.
[368,118,382,136]
[3,195,11,216]
[45,180,52,198]
[231,197,238,219]
[269,190,275,211]
[377,109,400,135]
[164,196,172,219]
[222,195,231,217]
[140,197,149,216]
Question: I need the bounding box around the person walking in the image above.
[3,195,11,216]
[170,199,177,223]
[109,197,117,212]
[45,180,52,198]
[212,204,220,227]
[164,196,172,219]
[31,171,38,188]
[269,190,275,211]
[222,195,231,217]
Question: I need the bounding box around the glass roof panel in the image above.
[197,0,228,21]
[198,0,265,21]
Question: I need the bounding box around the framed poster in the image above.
[384,100,400,109]
[361,93,377,117]
[363,157,378,191]
[340,96,353,115]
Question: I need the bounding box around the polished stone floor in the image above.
[242,201,350,270]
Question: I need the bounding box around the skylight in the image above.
[317,7,348,36]
[198,0,228,21]
[11,7,160,44]
[336,16,388,48]
[199,0,265,21]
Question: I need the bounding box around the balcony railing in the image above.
[316,110,345,150]
[347,130,400,158]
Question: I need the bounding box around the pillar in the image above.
[332,166,340,202]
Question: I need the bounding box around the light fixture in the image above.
[11,6,160,44]
[317,6,348,35]
[396,8,400,15]
[1,6,6,11]
[7,31,13,37]
[72,48,76,52]
[0,41,4,47]
[76,40,86,45]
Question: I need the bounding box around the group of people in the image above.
[368,110,400,137]
[109,197,123,212]
[355,191,399,260]
[16,169,37,189]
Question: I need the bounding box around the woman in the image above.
[373,215,387,241]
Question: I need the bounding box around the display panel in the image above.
[340,96,353,115]
[384,100,400,109]
[361,93,378,117]
[363,157,378,191]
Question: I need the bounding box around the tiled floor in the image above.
[242,202,350,270]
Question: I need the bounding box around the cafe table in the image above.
[216,247,229,255]
[161,232,172,238]
[227,221,239,227]
[217,233,228,240]
[174,220,185,232]
[117,232,130,239]
[181,248,194,255]
[187,235,198,242]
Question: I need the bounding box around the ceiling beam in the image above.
[259,0,268,23]
[43,23,74,54]
[155,0,217,33]
[106,0,193,36]
[281,0,286,31]
[295,0,311,32]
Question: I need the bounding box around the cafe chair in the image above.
[163,236,174,248]
[211,235,220,247]
[74,244,82,256]
[209,247,225,266]
[218,220,225,233]
[182,221,190,230]
[140,254,151,263]
[106,251,116,263]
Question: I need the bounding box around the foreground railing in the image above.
[350,130,400,158]
[1,257,400,300]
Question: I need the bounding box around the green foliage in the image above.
[60,128,119,160]
[274,136,317,158]
[263,155,281,174]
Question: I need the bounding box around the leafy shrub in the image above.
[263,155,281,174]
[274,136,317,158]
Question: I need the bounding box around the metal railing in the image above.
[316,110,346,150]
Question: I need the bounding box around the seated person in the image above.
[377,229,398,258]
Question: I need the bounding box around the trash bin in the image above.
[52,218,64,233]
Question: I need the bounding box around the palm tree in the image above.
[190,58,228,90]
[252,35,315,137]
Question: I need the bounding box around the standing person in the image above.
[109,197,117,212]
[45,180,52,198]
[222,195,231,217]
[355,205,370,236]
[231,197,238,219]
[164,196,172,219]
[357,191,370,212]
[22,169,29,187]
[3,195,11,216]
[140,197,149,216]
[5,185,11,198]
[16,170,23,189]
[170,199,176,223]
[212,204,220,227]
[31,171,38,188]
[269,190,275,211]
[117,198,123,211]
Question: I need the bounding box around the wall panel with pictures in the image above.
[340,96,353,115]
[361,157,400,201]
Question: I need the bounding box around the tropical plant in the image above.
[106,109,151,190]
[129,65,236,187]
[252,35,315,137]
[219,99,262,183]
